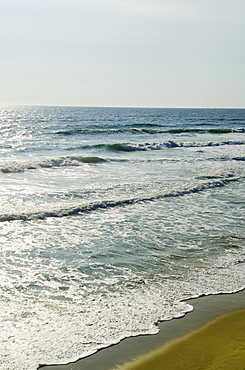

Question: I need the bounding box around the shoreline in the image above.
[38,289,245,370]
[116,308,245,370]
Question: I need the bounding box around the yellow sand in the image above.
[115,309,245,370]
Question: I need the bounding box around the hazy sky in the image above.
[1,0,244,107]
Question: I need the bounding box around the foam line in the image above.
[0,176,241,222]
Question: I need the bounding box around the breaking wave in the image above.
[0,175,242,222]
[0,156,107,173]
[65,139,245,152]
[55,127,245,136]
[107,140,245,152]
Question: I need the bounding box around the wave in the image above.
[1,176,242,222]
[56,127,170,135]
[0,156,107,173]
[232,157,245,161]
[55,127,245,136]
[106,140,245,152]
[195,169,235,180]
[65,139,245,153]
[2,146,244,174]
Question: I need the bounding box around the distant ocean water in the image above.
[0,106,244,369]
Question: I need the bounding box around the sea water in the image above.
[0,106,244,369]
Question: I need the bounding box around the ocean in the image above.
[0,106,244,369]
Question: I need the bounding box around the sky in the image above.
[0,0,244,108]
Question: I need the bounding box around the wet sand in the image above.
[38,289,245,370]
[115,309,245,370]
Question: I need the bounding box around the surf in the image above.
[0,174,242,222]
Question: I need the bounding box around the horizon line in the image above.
[0,104,245,109]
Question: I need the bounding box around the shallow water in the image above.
[0,107,244,369]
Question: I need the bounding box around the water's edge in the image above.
[38,287,245,370]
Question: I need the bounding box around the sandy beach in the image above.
[39,289,245,370]
[116,309,245,370]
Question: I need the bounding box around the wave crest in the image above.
[0,156,107,173]
[55,127,245,136]
[0,175,241,222]
[107,140,245,152]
